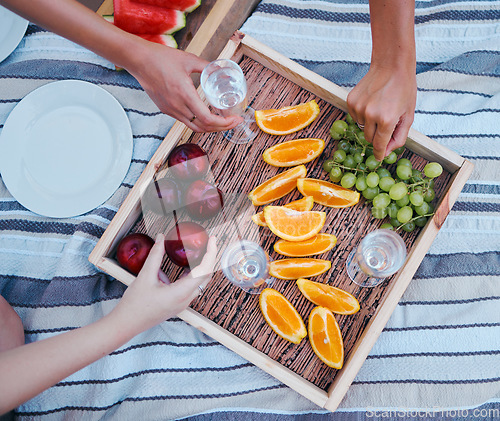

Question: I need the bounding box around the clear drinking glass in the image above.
[346,229,407,287]
[221,240,274,294]
[200,59,257,144]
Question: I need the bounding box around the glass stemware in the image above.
[346,229,407,287]
[221,240,274,294]
[200,59,257,144]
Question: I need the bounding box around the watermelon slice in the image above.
[113,0,186,35]
[103,16,178,48]
[132,0,201,13]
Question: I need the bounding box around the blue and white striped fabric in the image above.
[0,0,499,419]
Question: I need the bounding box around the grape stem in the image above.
[394,212,435,232]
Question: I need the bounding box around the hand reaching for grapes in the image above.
[346,64,417,161]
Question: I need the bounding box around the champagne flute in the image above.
[346,229,407,287]
[200,59,257,144]
[221,240,274,294]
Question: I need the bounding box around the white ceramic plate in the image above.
[0,80,133,218]
[0,5,28,63]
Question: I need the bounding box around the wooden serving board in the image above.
[89,32,473,411]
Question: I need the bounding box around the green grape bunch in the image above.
[323,115,444,233]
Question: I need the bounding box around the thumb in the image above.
[138,233,165,279]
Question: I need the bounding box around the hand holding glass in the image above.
[200,59,256,144]
[346,229,407,287]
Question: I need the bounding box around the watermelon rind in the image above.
[131,0,201,13]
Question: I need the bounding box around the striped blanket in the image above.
[0,1,499,420]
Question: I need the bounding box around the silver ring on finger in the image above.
[198,284,204,297]
[357,122,365,130]
[189,115,197,123]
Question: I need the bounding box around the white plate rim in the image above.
[0,5,29,63]
[0,80,133,218]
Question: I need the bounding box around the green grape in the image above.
[330,120,348,136]
[424,188,435,203]
[366,155,381,171]
[414,201,430,216]
[364,148,374,157]
[415,216,428,227]
[341,172,356,189]
[330,167,343,183]
[396,195,410,207]
[343,155,356,169]
[397,206,413,224]
[383,151,398,164]
[411,169,423,183]
[394,146,405,155]
[402,221,416,232]
[362,186,380,200]
[373,193,391,209]
[380,223,394,230]
[397,158,412,168]
[377,168,391,179]
[357,132,369,146]
[379,176,396,192]
[355,175,368,191]
[371,207,388,220]
[424,162,443,178]
[366,172,380,188]
[390,217,402,227]
[345,126,358,142]
[389,182,408,201]
[409,191,424,207]
[428,179,435,188]
[357,162,367,172]
[329,128,342,140]
[338,140,351,152]
[333,149,347,163]
[323,158,336,172]
[387,202,399,219]
[346,114,355,125]
[349,144,360,155]
[396,165,412,180]
[354,152,364,164]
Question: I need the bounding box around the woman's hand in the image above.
[347,64,417,161]
[125,42,242,132]
[113,234,217,335]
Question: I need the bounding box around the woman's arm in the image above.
[347,0,417,161]
[0,234,217,414]
[0,0,241,132]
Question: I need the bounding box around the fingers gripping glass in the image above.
[200,59,257,144]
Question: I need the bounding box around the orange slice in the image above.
[251,196,314,227]
[297,178,360,208]
[308,306,344,369]
[255,100,320,135]
[248,165,307,206]
[264,206,326,242]
[274,234,337,257]
[269,258,331,280]
[259,288,307,344]
[296,278,360,315]
[263,138,325,167]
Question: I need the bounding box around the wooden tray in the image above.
[89,32,473,411]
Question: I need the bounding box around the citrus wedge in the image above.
[308,306,344,369]
[251,196,314,227]
[269,258,331,280]
[296,278,360,315]
[274,234,337,257]
[259,288,307,344]
[255,100,320,135]
[297,178,360,208]
[263,138,325,167]
[248,165,307,206]
[264,206,326,242]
